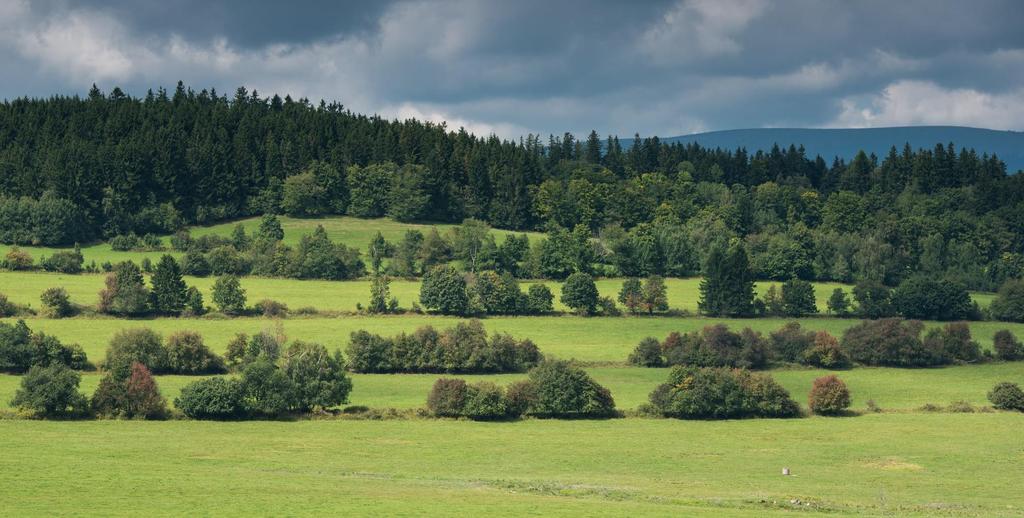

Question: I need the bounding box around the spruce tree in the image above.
[698,245,754,317]
[150,255,187,314]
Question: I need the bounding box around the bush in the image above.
[225,330,283,368]
[852,281,893,318]
[346,321,541,374]
[109,233,141,251]
[419,265,469,315]
[561,272,599,315]
[989,279,1024,322]
[504,380,536,417]
[993,330,1022,361]
[10,364,89,417]
[840,318,943,367]
[41,249,84,274]
[165,331,226,374]
[527,359,615,417]
[769,322,815,362]
[891,276,976,321]
[92,362,167,419]
[256,299,289,318]
[184,286,206,316]
[525,284,554,314]
[808,375,851,415]
[212,275,247,314]
[40,287,74,318]
[648,366,799,419]
[802,331,851,369]
[628,337,664,367]
[4,247,34,270]
[462,382,509,420]
[922,322,981,363]
[0,292,21,317]
[207,245,251,276]
[987,382,1024,411]
[175,378,245,419]
[104,328,167,376]
[181,250,211,276]
[426,378,469,417]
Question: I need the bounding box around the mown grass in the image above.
[1,414,1023,516]
[0,270,996,316]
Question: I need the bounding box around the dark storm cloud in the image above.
[1,0,1022,137]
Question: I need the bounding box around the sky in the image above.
[1,0,1023,139]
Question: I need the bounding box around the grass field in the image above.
[0,270,997,316]
[3,214,1023,516]
[0,215,543,266]
[2,414,1023,516]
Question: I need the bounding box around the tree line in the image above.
[1,84,1023,291]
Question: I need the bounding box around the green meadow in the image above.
[3,216,1023,517]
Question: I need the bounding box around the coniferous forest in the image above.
[1,83,1023,291]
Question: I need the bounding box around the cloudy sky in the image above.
[2,0,1023,138]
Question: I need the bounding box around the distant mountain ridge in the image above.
[633,126,1024,173]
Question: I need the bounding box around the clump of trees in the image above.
[426,359,616,419]
[840,319,979,367]
[9,364,91,418]
[993,330,1022,361]
[989,279,1024,323]
[617,276,668,315]
[418,265,553,316]
[102,328,225,376]
[92,361,168,419]
[176,341,352,419]
[0,320,90,373]
[346,320,542,373]
[647,366,800,419]
[630,325,772,370]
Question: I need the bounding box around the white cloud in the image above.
[639,0,768,62]
[14,10,143,81]
[832,80,1024,130]
[382,102,532,139]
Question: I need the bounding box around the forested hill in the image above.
[1,84,1024,292]
[640,126,1024,174]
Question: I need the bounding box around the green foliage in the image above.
[827,288,851,316]
[98,261,150,315]
[892,276,976,321]
[387,164,431,222]
[41,248,84,274]
[346,321,541,374]
[618,278,643,314]
[212,275,247,314]
[281,172,327,217]
[165,331,226,374]
[368,275,392,314]
[527,359,615,417]
[92,362,167,419]
[10,364,89,418]
[184,286,206,316]
[4,246,33,270]
[150,255,187,314]
[923,322,981,363]
[852,280,893,318]
[525,284,554,314]
[699,245,755,317]
[840,318,944,367]
[239,359,298,416]
[808,375,851,415]
[285,225,365,280]
[781,278,816,316]
[0,320,89,372]
[175,377,245,419]
[802,331,851,369]
[628,337,664,367]
[347,163,395,218]
[255,214,285,242]
[649,366,799,419]
[768,322,815,362]
[660,325,770,370]
[104,328,168,376]
[561,272,599,315]
[993,330,1022,361]
[40,287,74,318]
[426,378,468,417]
[419,265,469,315]
[989,279,1024,323]
[987,382,1024,411]
[280,341,352,411]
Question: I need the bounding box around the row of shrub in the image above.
[426,359,615,419]
[347,320,542,374]
[103,328,226,375]
[630,320,1022,369]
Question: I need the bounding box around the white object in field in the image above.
[782,467,791,476]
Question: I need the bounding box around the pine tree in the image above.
[150,255,187,314]
[698,245,754,317]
